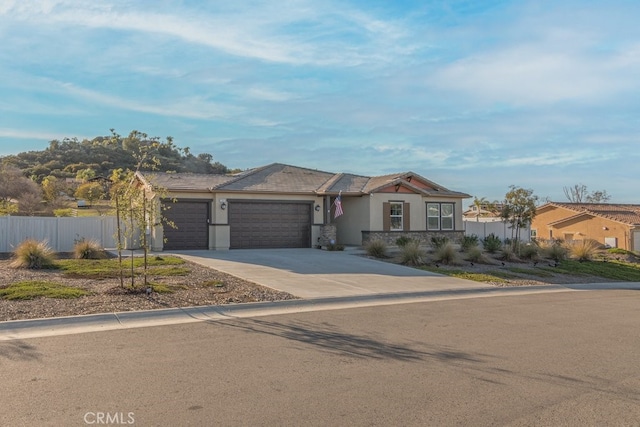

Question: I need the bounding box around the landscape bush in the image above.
[73,239,108,259]
[400,241,426,266]
[459,235,479,252]
[500,245,518,262]
[365,239,387,258]
[430,236,449,250]
[465,246,486,263]
[395,236,414,247]
[519,243,540,260]
[538,240,568,262]
[482,233,502,253]
[53,208,73,217]
[10,239,56,269]
[326,242,345,251]
[566,239,600,262]
[433,242,459,265]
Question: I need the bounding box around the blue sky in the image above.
[1,0,639,204]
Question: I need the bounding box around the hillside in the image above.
[0,130,229,183]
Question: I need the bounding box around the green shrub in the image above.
[10,239,56,269]
[482,233,502,253]
[459,235,479,252]
[519,243,539,260]
[395,236,414,247]
[541,241,568,262]
[433,242,459,265]
[365,240,387,258]
[430,236,449,250]
[608,248,632,255]
[400,241,426,266]
[73,239,107,259]
[566,240,599,262]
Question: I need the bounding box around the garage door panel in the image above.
[162,201,209,250]
[229,201,311,249]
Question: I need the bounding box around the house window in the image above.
[530,229,538,239]
[427,203,454,231]
[390,202,403,231]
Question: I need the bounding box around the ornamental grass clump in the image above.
[539,240,568,262]
[465,246,487,263]
[566,239,600,262]
[365,239,387,258]
[400,241,426,266]
[11,239,56,269]
[73,239,108,260]
[433,242,459,265]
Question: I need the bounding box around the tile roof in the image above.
[545,202,640,226]
[138,163,470,198]
[214,163,335,193]
[139,172,235,192]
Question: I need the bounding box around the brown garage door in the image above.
[162,201,209,250]
[229,201,311,249]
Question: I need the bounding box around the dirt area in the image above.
[0,258,296,322]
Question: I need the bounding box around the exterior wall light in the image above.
[220,200,227,210]
[315,204,321,212]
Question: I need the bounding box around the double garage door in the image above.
[163,200,312,250]
[229,201,311,249]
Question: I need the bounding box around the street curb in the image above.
[0,285,577,340]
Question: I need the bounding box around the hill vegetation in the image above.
[0,130,231,216]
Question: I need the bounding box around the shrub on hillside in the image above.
[459,235,479,252]
[395,236,414,247]
[73,239,108,259]
[519,243,540,260]
[11,239,56,269]
[365,240,387,258]
[539,240,568,262]
[482,233,502,253]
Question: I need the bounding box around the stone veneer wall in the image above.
[319,224,337,247]
[361,230,464,246]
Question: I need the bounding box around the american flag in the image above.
[334,191,344,218]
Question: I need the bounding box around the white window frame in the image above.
[390,202,403,231]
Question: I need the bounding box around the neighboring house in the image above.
[462,203,505,222]
[136,163,471,251]
[532,202,640,251]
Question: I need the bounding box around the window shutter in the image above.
[383,202,391,231]
[403,202,410,231]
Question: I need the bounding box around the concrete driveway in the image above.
[169,248,490,298]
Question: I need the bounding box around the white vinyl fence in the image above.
[464,220,531,243]
[0,216,118,252]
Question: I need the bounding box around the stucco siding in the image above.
[335,196,370,245]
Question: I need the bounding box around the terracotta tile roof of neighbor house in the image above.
[546,202,640,226]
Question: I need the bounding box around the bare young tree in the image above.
[563,183,611,203]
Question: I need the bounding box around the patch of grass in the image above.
[0,281,89,300]
[556,259,640,281]
[506,267,554,278]
[56,256,189,279]
[150,283,189,293]
[420,267,509,283]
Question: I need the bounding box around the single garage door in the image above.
[229,201,311,249]
[162,201,209,250]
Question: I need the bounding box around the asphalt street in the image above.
[1,290,640,426]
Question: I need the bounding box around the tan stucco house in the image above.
[532,202,640,251]
[137,163,471,251]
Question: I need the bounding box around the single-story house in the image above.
[532,202,640,251]
[137,163,471,251]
